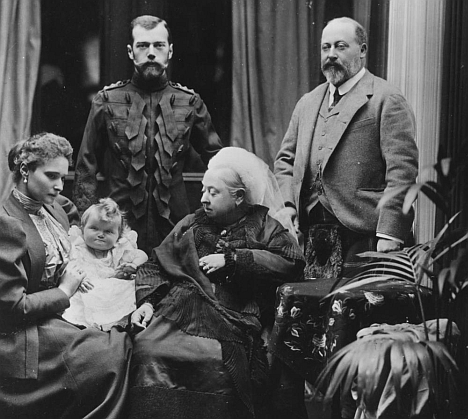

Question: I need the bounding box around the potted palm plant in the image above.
[314,141,468,419]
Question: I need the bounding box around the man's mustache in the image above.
[136,62,167,71]
[322,61,344,71]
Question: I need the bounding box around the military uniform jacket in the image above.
[73,75,223,246]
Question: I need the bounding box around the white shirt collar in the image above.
[328,67,366,107]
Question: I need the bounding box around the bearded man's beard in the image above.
[322,63,347,86]
[136,62,166,81]
[322,56,361,86]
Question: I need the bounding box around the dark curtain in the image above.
[230,0,325,167]
[366,0,389,79]
[33,0,101,164]
[439,0,468,233]
[440,1,468,416]
[168,0,232,145]
[0,0,41,203]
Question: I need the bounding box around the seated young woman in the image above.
[129,147,305,419]
[0,133,132,419]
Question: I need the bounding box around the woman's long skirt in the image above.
[129,315,252,419]
[0,317,132,419]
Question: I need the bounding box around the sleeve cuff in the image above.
[376,233,404,244]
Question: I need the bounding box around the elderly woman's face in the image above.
[201,170,237,222]
[23,156,69,204]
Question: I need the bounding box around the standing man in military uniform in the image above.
[74,15,223,255]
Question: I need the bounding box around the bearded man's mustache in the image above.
[322,62,344,72]
[135,62,167,72]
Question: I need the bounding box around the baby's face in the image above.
[82,212,120,251]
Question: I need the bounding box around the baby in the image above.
[62,198,148,330]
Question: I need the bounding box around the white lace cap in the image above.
[207,147,297,239]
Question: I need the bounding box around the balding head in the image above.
[320,17,367,86]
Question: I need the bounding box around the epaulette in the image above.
[169,81,196,95]
[102,79,130,91]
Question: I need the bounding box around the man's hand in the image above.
[377,238,401,253]
[131,303,154,331]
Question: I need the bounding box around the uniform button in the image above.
[318,146,323,150]
[221,230,227,236]
[321,131,325,136]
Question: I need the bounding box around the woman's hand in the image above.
[58,262,86,298]
[78,278,94,293]
[131,303,154,331]
[199,254,226,274]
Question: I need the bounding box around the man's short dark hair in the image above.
[129,15,172,45]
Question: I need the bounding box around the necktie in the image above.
[329,89,343,111]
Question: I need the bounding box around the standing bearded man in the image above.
[274,17,418,280]
[74,15,223,255]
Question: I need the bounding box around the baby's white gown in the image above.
[62,226,138,330]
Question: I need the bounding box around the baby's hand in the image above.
[115,262,137,279]
[78,278,94,293]
[131,303,154,332]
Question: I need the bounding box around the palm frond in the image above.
[418,183,449,215]
[401,184,425,214]
[432,231,468,264]
[315,329,459,418]
[322,276,394,299]
[424,180,446,196]
[359,244,432,284]
[322,244,434,303]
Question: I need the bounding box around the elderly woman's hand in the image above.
[199,254,226,274]
[131,303,154,331]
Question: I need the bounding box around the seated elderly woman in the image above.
[129,147,305,419]
[0,133,131,419]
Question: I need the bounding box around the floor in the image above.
[306,399,331,419]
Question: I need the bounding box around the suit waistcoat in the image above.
[303,91,343,217]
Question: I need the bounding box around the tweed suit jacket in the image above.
[274,70,418,242]
[0,193,70,379]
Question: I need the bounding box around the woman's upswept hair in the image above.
[8,132,73,183]
[81,197,129,238]
[208,167,247,202]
